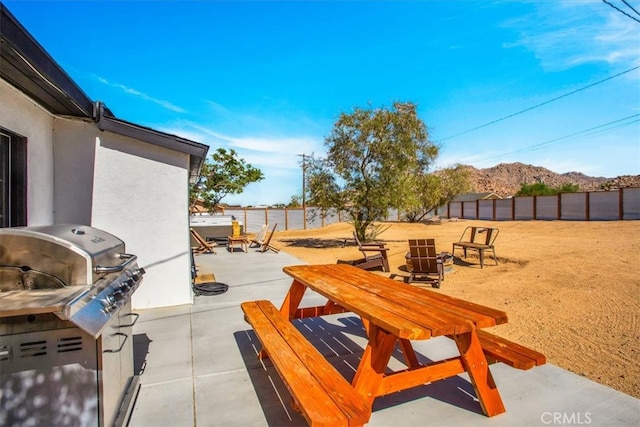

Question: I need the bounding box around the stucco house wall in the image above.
[52,118,97,225]
[2,80,195,309]
[52,119,194,308]
[90,131,193,309]
[0,79,55,225]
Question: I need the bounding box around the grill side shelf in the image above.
[0,287,87,318]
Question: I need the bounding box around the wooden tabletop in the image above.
[283,264,508,340]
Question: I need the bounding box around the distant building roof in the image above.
[452,192,502,202]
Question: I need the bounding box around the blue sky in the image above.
[5,0,640,206]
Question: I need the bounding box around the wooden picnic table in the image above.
[279,264,512,418]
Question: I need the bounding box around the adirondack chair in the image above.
[352,231,390,272]
[190,228,217,254]
[406,238,443,287]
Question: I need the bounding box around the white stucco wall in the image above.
[2,78,194,309]
[52,118,97,225]
[90,132,193,309]
[0,79,55,225]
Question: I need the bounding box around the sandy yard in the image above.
[267,219,640,399]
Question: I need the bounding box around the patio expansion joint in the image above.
[194,368,248,379]
[139,377,196,387]
[189,306,197,427]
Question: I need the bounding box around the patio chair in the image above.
[249,224,268,248]
[258,223,279,253]
[190,228,217,254]
[452,226,499,268]
[353,231,390,272]
[407,238,443,288]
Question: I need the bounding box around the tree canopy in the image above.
[515,182,579,197]
[190,148,264,213]
[405,164,472,222]
[307,101,439,240]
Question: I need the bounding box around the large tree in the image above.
[405,165,472,222]
[190,148,264,213]
[307,101,438,240]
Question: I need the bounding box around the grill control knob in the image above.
[130,268,145,281]
[113,290,125,302]
[119,279,134,292]
[101,295,116,312]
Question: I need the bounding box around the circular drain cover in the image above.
[194,282,229,296]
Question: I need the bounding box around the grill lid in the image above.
[0,224,126,286]
[0,225,145,337]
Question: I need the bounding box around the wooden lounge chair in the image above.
[190,228,217,254]
[352,231,390,272]
[407,238,443,287]
[258,223,279,253]
[249,224,268,248]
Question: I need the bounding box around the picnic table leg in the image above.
[279,279,307,320]
[399,339,420,368]
[361,317,371,337]
[360,321,420,369]
[453,328,506,417]
[259,280,307,360]
[352,324,397,405]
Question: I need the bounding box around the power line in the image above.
[621,0,640,17]
[601,0,640,23]
[438,65,640,142]
[471,113,640,164]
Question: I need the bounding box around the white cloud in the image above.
[502,1,640,71]
[158,121,325,173]
[94,75,186,113]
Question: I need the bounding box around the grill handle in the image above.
[119,313,140,328]
[94,253,138,274]
[103,332,128,353]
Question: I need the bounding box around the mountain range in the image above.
[462,162,640,197]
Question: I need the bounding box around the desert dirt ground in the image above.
[267,219,640,399]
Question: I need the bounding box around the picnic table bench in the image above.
[452,226,499,268]
[241,264,545,426]
[242,300,371,427]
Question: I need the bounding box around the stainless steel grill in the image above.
[0,224,145,426]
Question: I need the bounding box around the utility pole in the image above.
[298,154,308,230]
[297,153,307,209]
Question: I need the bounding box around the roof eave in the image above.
[96,109,208,182]
[0,3,94,117]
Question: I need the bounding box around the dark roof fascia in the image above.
[0,3,94,117]
[96,109,208,182]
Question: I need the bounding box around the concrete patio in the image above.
[128,245,639,426]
